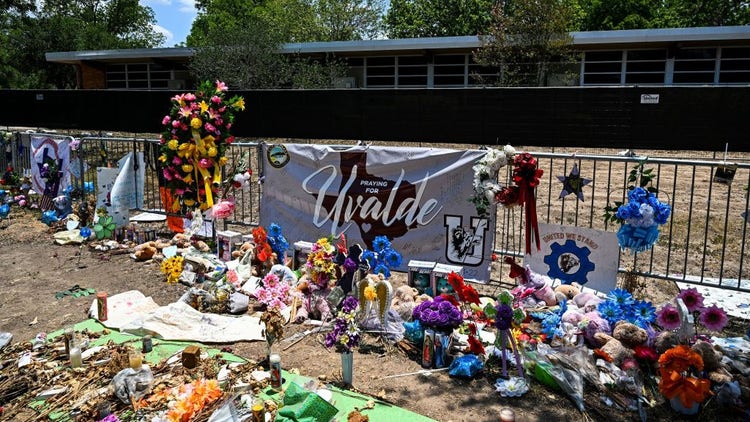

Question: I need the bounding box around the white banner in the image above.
[96,152,145,228]
[260,144,494,281]
[524,224,619,293]
[30,136,71,196]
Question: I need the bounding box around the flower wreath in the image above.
[159,80,245,212]
[471,145,516,218]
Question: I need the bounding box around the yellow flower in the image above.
[158,154,167,163]
[207,147,217,157]
[233,97,245,110]
[184,199,196,206]
[167,139,179,150]
[364,286,377,301]
[218,157,228,166]
[183,174,194,184]
[181,164,193,173]
[202,135,215,145]
[190,117,202,129]
[199,100,209,114]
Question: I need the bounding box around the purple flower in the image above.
[495,303,514,330]
[413,297,463,330]
[699,304,728,332]
[677,287,704,313]
[656,303,681,330]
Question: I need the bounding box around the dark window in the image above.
[720,59,750,71]
[398,56,427,66]
[673,72,714,83]
[721,47,750,59]
[129,72,148,80]
[367,57,394,67]
[626,61,665,73]
[674,61,715,72]
[366,76,394,86]
[627,50,666,61]
[128,64,147,72]
[367,66,394,76]
[675,48,716,60]
[434,55,466,65]
[107,64,126,72]
[398,76,427,86]
[584,62,621,73]
[346,58,364,66]
[128,80,148,88]
[398,66,426,76]
[434,75,465,85]
[625,73,664,84]
[107,80,126,88]
[583,73,621,84]
[719,71,750,83]
[585,51,622,61]
[434,65,465,75]
[150,80,169,89]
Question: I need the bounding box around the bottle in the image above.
[129,350,143,370]
[142,335,153,353]
[63,328,74,357]
[251,397,265,422]
[269,353,282,390]
[69,342,83,368]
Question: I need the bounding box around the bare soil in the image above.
[0,206,748,422]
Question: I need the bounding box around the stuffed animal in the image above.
[555,284,580,302]
[391,285,421,321]
[594,332,633,365]
[506,257,559,307]
[581,311,611,347]
[612,322,648,349]
[270,264,298,286]
[293,277,333,323]
[171,233,192,249]
[692,340,733,384]
[52,195,73,219]
[654,331,679,354]
[133,241,157,261]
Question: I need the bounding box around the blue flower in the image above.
[372,235,390,252]
[607,289,634,307]
[598,300,624,325]
[268,223,282,237]
[632,299,656,324]
[373,263,391,278]
[361,250,376,267]
[628,187,648,203]
[384,249,402,268]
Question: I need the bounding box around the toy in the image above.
[391,285,431,321]
[692,340,733,384]
[593,332,632,365]
[612,322,648,349]
[133,241,158,261]
[293,276,333,323]
[555,284,580,302]
[52,195,73,219]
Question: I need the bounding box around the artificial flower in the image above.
[364,285,377,301]
[495,376,528,397]
[607,288,635,307]
[325,296,360,353]
[160,256,184,284]
[597,300,624,326]
[254,273,291,311]
[698,304,728,332]
[412,295,463,331]
[656,303,681,330]
[495,303,514,330]
[361,235,402,278]
[633,344,658,362]
[678,287,705,313]
[659,344,703,374]
[470,145,516,217]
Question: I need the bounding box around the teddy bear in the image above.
[505,257,559,307]
[293,275,333,323]
[133,241,157,261]
[692,340,733,384]
[555,284,580,303]
[391,285,431,321]
[594,332,633,365]
[654,330,679,354]
[171,233,192,249]
[613,322,648,349]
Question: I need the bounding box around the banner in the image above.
[260,144,494,281]
[30,136,71,197]
[524,224,619,293]
[96,152,145,228]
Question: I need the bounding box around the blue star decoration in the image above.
[557,163,591,201]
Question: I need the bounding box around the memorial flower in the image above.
[615,186,672,253]
[325,296,361,353]
[159,80,244,213]
[412,295,464,332]
[361,235,402,278]
[470,144,516,217]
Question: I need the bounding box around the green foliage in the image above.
[577,0,659,30]
[473,0,579,87]
[315,0,385,41]
[603,159,659,224]
[385,0,495,38]
[0,0,164,89]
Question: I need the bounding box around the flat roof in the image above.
[46,25,750,64]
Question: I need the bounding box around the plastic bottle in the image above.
[70,345,83,368]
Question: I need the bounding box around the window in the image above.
[397,56,427,87]
[434,54,467,87]
[673,48,716,84]
[365,57,395,87]
[625,49,666,84]
[105,63,176,90]
[720,47,750,84]
[582,50,622,85]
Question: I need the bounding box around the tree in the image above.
[385,0,495,38]
[474,0,578,87]
[577,0,660,31]
[189,22,347,89]
[315,0,385,40]
[657,0,750,27]
[0,0,164,88]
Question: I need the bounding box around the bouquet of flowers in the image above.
[160,256,184,284]
[159,80,245,213]
[306,237,338,290]
[655,287,728,333]
[412,295,464,332]
[325,296,361,353]
[361,235,402,278]
[615,186,671,253]
[254,272,292,311]
[596,288,656,329]
[471,145,516,218]
[658,345,712,412]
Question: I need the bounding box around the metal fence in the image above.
[3,132,748,292]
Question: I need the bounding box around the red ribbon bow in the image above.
[512,153,543,253]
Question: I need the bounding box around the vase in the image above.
[669,397,700,415]
[422,328,435,368]
[341,351,353,385]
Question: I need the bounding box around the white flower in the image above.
[504,144,517,157]
[495,376,529,397]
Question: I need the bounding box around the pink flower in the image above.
[208,199,234,219]
[172,120,181,128]
[162,168,173,181]
[226,270,240,288]
[699,304,728,332]
[184,93,196,101]
[162,115,171,125]
[18,199,26,207]
[211,95,222,104]
[199,158,211,169]
[178,106,192,118]
[171,156,182,165]
[678,287,704,312]
[204,122,216,133]
[215,80,228,92]
[175,188,185,195]
[171,93,185,102]
[656,303,681,330]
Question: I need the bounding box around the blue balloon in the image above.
[0,204,9,218]
[80,226,92,239]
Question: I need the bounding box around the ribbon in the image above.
[659,370,711,408]
[191,130,219,209]
[513,153,543,254]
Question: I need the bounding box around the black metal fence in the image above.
[3,132,748,292]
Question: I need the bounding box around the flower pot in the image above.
[670,397,700,415]
[341,352,353,385]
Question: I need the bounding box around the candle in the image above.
[129,352,143,370]
[251,397,265,422]
[69,346,83,368]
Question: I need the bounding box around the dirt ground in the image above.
[1,207,749,422]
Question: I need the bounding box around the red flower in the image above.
[439,293,460,307]
[447,272,465,293]
[467,334,485,355]
[461,284,481,305]
[633,345,658,361]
